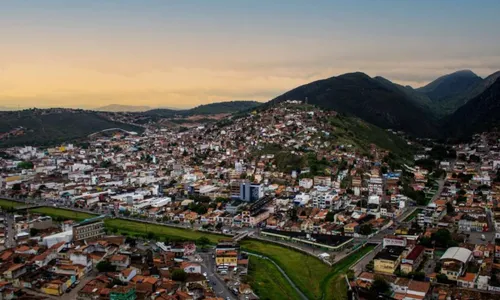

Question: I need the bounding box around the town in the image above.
[0,101,500,300]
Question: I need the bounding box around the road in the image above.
[199,251,236,300]
[5,213,16,249]
[350,243,382,275]
[61,271,98,300]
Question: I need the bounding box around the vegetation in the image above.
[104,219,225,244]
[241,239,374,300]
[30,207,95,221]
[171,269,188,282]
[269,72,439,137]
[96,261,116,272]
[329,115,413,159]
[0,109,143,147]
[247,256,302,300]
[145,101,261,117]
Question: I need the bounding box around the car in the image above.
[211,281,216,286]
[203,272,208,277]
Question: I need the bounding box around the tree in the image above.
[146,232,156,240]
[446,202,454,215]
[96,261,116,272]
[359,224,373,235]
[125,237,136,247]
[197,237,210,248]
[171,269,188,282]
[12,183,22,191]
[17,161,34,169]
[325,212,335,222]
[371,276,391,295]
[29,228,39,237]
[13,256,22,264]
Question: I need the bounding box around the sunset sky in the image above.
[1,0,499,109]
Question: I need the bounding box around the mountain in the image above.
[444,78,500,138]
[0,109,143,148]
[95,104,152,112]
[416,70,484,113]
[268,72,439,137]
[373,76,434,111]
[145,100,261,117]
[188,100,261,115]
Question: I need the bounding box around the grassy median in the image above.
[247,256,302,300]
[104,219,226,244]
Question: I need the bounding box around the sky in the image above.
[1,0,500,109]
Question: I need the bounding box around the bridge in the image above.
[232,231,253,242]
[88,128,137,137]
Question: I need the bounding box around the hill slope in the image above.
[268,72,438,137]
[145,100,261,117]
[444,78,500,138]
[0,110,143,148]
[416,70,484,113]
[95,104,152,112]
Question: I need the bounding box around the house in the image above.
[457,272,477,289]
[109,254,130,271]
[181,262,201,274]
[401,245,425,274]
[440,247,472,280]
[404,280,430,300]
[119,268,137,282]
[3,264,27,280]
[374,246,405,275]
[41,280,65,296]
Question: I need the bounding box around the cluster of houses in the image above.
[0,210,250,299]
[351,132,500,299]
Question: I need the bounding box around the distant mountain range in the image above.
[268,70,500,139]
[145,100,262,117]
[0,109,143,148]
[1,69,499,147]
[95,104,153,112]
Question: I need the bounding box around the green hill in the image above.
[0,109,143,148]
[268,72,439,137]
[444,78,500,138]
[145,100,261,117]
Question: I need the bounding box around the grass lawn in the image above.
[241,239,331,300]
[248,256,302,300]
[104,219,226,244]
[31,207,96,221]
[0,199,24,209]
[242,240,375,300]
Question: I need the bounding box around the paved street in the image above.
[351,243,382,275]
[199,251,235,300]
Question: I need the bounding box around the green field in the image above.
[241,239,330,299]
[0,199,24,209]
[241,240,375,300]
[31,207,96,221]
[247,256,302,300]
[104,219,227,244]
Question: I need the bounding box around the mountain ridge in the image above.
[267,72,440,137]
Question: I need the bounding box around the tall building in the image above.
[72,218,105,241]
[239,181,263,202]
